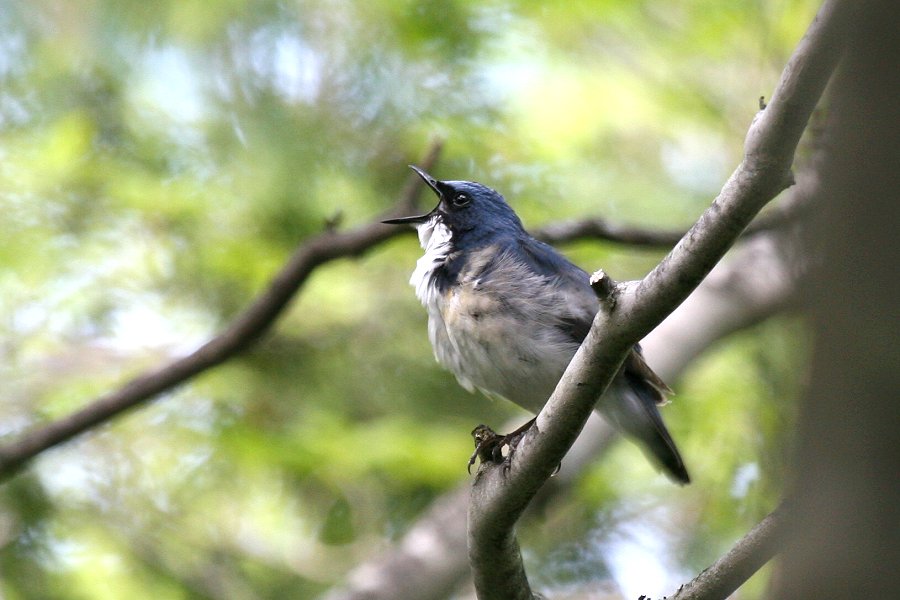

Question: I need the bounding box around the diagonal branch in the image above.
[669,502,789,600]
[0,142,444,480]
[466,1,851,598]
[325,230,798,600]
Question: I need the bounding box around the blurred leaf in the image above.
[0,1,819,597]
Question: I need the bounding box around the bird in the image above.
[383,166,689,484]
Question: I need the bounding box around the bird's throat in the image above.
[411,216,453,305]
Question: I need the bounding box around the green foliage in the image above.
[0,0,818,597]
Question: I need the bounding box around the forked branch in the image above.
[466,2,850,598]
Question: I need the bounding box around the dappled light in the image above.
[0,1,826,598]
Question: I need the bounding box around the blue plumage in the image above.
[384,166,689,484]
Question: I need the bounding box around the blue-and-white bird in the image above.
[384,166,689,484]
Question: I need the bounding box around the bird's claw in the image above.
[468,424,499,474]
[468,418,537,474]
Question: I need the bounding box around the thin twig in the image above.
[530,192,808,248]
[533,218,685,247]
[669,503,788,600]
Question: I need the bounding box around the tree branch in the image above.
[0,138,811,484]
[325,231,798,600]
[0,142,444,480]
[534,218,685,248]
[466,2,848,598]
[0,130,803,483]
[669,503,788,600]
[531,196,807,249]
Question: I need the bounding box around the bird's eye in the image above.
[451,193,471,208]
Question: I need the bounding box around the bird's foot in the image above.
[468,418,536,474]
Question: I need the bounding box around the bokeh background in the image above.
[0,1,819,598]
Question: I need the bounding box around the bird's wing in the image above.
[496,235,688,482]
[517,234,599,344]
[626,346,674,397]
[517,234,676,398]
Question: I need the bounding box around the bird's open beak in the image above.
[381,165,443,225]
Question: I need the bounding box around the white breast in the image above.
[410,217,452,306]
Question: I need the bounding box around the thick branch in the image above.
[327,231,797,600]
[669,503,788,600]
[0,142,444,479]
[467,2,848,598]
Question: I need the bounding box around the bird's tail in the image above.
[603,352,690,484]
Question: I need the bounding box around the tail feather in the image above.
[603,352,690,484]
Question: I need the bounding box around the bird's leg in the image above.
[468,418,537,474]
[468,424,499,473]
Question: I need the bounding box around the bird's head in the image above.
[383,166,525,249]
